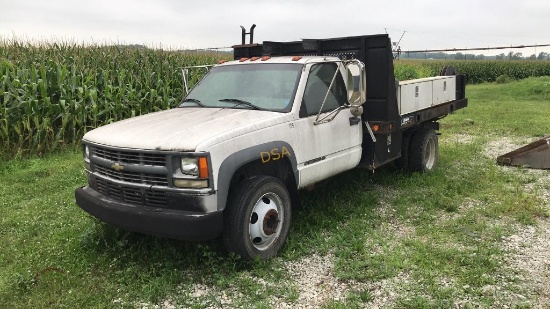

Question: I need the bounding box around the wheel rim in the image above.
[424,136,437,170]
[249,192,284,251]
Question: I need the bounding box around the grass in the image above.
[1,77,549,308]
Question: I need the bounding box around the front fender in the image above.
[216,141,298,211]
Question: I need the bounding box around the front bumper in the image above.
[75,186,223,241]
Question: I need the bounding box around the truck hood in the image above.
[83,108,288,151]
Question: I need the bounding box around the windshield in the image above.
[180,63,302,112]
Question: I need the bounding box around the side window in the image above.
[301,63,347,117]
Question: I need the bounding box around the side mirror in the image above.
[345,61,366,106]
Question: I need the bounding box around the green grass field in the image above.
[1,77,549,308]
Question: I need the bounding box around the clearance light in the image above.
[239,57,249,62]
[372,125,379,132]
[250,57,259,61]
[261,56,271,61]
[292,56,302,61]
[218,60,227,64]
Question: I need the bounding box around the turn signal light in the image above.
[199,157,209,178]
[292,56,302,61]
[239,57,249,62]
[261,56,271,61]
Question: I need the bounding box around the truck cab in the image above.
[75,32,467,260]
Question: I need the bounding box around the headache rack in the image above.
[233,28,467,169]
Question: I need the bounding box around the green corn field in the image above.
[2,39,550,158]
[394,59,550,83]
[0,40,230,158]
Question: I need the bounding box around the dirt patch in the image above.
[523,169,550,204]
[276,254,411,309]
[484,137,550,307]
[442,133,476,145]
[365,272,412,309]
[374,186,417,240]
[496,161,550,206]
[275,254,348,308]
[501,221,550,308]
[484,136,550,203]
[483,136,538,160]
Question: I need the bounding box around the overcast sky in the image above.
[1,0,550,56]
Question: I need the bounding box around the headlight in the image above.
[180,158,199,176]
[83,145,91,171]
[175,156,210,188]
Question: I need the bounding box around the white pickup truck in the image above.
[75,30,467,260]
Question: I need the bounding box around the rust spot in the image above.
[263,209,279,235]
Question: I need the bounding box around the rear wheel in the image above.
[409,129,438,172]
[223,176,291,260]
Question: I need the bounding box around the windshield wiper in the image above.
[180,98,205,107]
[218,98,263,110]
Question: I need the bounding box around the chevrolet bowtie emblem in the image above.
[111,162,124,171]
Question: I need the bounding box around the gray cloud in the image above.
[1,0,549,55]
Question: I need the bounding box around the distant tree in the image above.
[496,53,505,60]
[537,52,549,60]
[528,54,537,60]
[509,52,522,60]
[455,52,465,60]
[475,54,485,60]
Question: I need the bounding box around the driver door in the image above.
[292,62,363,188]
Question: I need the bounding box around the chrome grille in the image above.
[93,146,165,166]
[96,178,168,207]
[90,145,169,187]
[95,165,168,186]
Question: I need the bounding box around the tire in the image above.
[408,129,438,172]
[223,176,291,260]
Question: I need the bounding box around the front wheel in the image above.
[223,176,291,260]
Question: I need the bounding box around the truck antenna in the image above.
[240,24,257,45]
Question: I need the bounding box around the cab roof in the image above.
[217,55,341,66]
